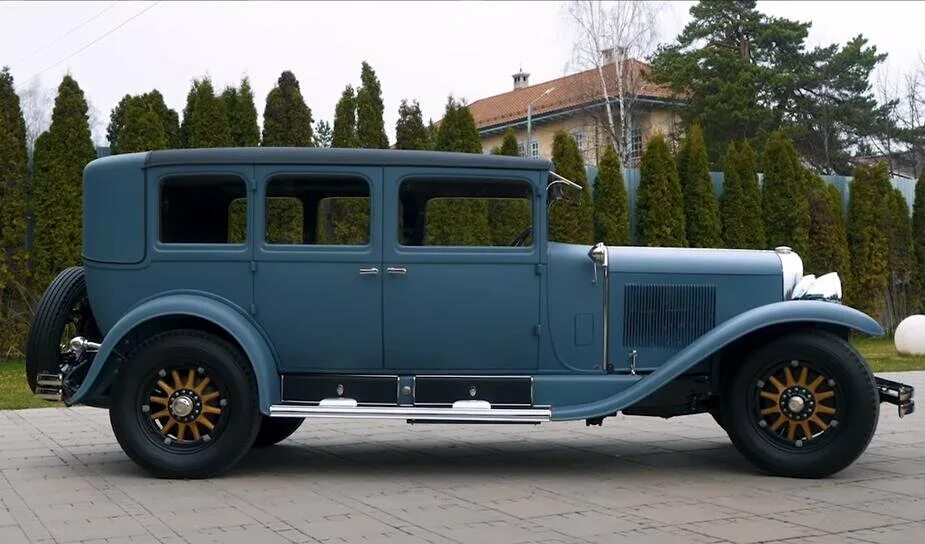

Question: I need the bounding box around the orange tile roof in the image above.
[468,59,682,130]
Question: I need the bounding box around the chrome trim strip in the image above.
[268,404,552,422]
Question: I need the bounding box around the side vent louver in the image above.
[623,284,716,348]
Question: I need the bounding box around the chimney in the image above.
[512,68,530,90]
[600,47,626,65]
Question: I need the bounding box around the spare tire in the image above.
[26,267,100,393]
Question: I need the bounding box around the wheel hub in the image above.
[757,361,838,444]
[147,368,223,444]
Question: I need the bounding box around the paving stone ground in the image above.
[0,371,923,544]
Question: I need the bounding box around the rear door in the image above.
[253,165,382,373]
[381,167,541,373]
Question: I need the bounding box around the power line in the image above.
[13,2,120,66]
[24,1,160,84]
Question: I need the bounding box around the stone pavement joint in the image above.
[0,371,922,543]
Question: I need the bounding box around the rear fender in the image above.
[69,293,280,414]
[552,300,883,421]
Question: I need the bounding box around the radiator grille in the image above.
[623,284,716,348]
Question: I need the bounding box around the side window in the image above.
[160,174,246,244]
[398,179,533,247]
[265,175,370,245]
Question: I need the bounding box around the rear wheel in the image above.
[252,416,304,448]
[721,331,879,478]
[110,330,261,478]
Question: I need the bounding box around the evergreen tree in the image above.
[179,78,231,148]
[429,97,490,245]
[426,119,437,150]
[116,96,167,153]
[677,124,722,247]
[720,140,765,248]
[395,99,429,150]
[912,170,925,311]
[846,162,891,318]
[222,77,259,147]
[549,131,594,244]
[637,134,687,246]
[331,85,358,148]
[313,120,333,147]
[593,145,630,245]
[108,90,179,153]
[488,128,531,246]
[0,67,30,353]
[356,62,388,149]
[762,131,809,254]
[261,71,313,146]
[805,172,850,282]
[435,97,482,153]
[32,75,97,288]
[494,128,520,156]
[884,187,914,330]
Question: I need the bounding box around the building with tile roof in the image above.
[469,56,685,166]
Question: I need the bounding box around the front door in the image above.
[254,165,382,373]
[382,167,541,373]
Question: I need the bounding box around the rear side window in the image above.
[264,175,370,245]
[159,175,246,244]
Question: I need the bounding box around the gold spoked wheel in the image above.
[757,360,838,446]
[145,368,224,445]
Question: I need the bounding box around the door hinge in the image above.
[250,261,257,273]
[533,324,543,336]
[249,303,257,315]
[535,264,546,275]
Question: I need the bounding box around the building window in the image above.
[571,130,585,153]
[517,142,525,157]
[627,127,643,167]
[530,139,539,159]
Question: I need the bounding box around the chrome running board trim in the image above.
[268,403,551,422]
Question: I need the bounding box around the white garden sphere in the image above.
[895,315,925,355]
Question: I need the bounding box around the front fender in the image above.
[69,293,280,414]
[552,300,883,421]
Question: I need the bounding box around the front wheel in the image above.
[721,330,879,478]
[110,330,261,478]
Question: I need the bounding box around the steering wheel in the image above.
[510,226,533,247]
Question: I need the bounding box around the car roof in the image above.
[143,147,552,171]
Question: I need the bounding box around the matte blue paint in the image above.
[552,300,883,421]
[74,148,886,421]
[68,292,280,413]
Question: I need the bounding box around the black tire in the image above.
[109,330,261,478]
[252,416,304,448]
[26,267,100,392]
[721,330,879,478]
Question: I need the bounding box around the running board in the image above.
[268,399,551,423]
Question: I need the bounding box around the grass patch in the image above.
[0,336,920,410]
[853,336,925,373]
[0,360,60,410]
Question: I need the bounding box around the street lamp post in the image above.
[525,87,555,159]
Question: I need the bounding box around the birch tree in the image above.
[567,0,661,162]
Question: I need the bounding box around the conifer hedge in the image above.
[592,145,630,245]
[762,131,809,255]
[720,140,765,249]
[488,129,531,246]
[549,131,594,245]
[677,124,721,247]
[636,134,686,247]
[846,162,891,317]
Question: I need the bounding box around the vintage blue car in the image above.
[26,148,913,479]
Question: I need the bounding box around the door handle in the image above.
[386,267,407,275]
[358,267,380,276]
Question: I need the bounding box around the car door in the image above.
[382,167,541,373]
[253,165,382,373]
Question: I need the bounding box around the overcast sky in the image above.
[2,1,923,145]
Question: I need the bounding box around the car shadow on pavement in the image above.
[228,438,753,479]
